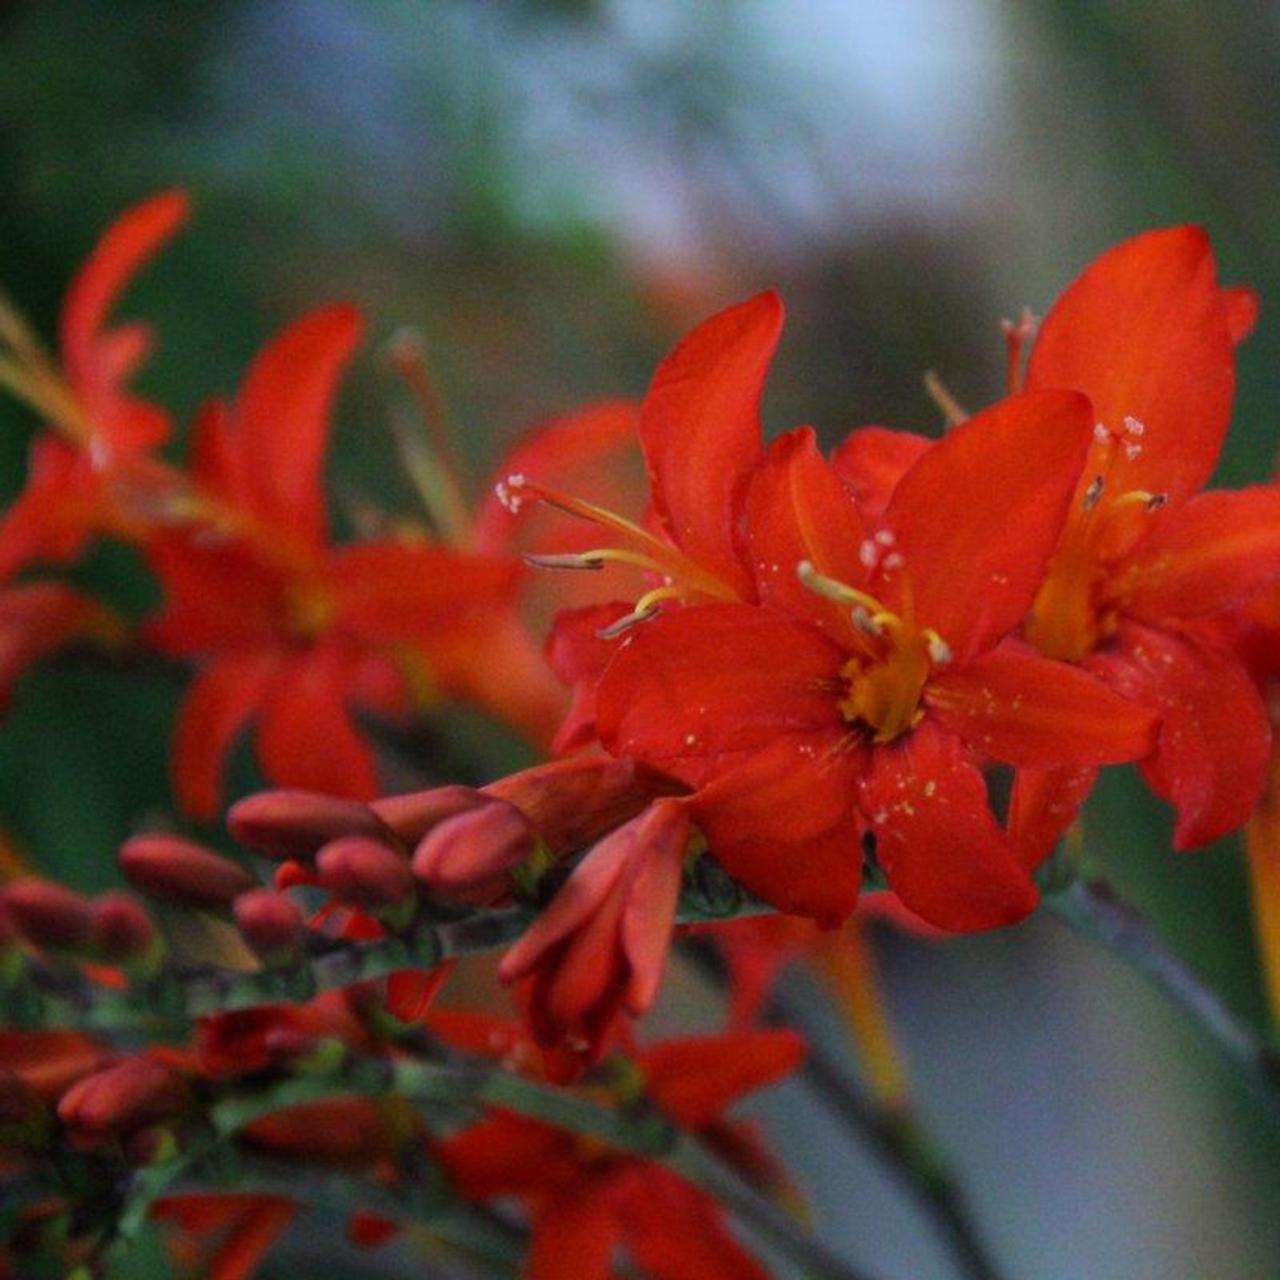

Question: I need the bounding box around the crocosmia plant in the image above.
[2,183,1279,1280]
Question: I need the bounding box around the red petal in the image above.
[1008,765,1099,869]
[926,641,1157,767]
[60,191,189,382]
[172,653,278,819]
[618,1166,771,1280]
[619,801,689,1013]
[859,720,1038,931]
[744,427,870,643]
[1119,486,1280,622]
[1223,286,1260,344]
[189,398,245,502]
[1026,226,1237,502]
[328,541,517,642]
[639,1028,806,1127]
[255,647,379,800]
[545,602,631,753]
[0,583,109,711]
[385,964,452,1021]
[207,1197,297,1280]
[528,1187,619,1280]
[640,292,783,596]
[236,304,362,547]
[596,603,844,769]
[879,390,1092,661]
[1087,622,1271,848]
[473,399,642,553]
[690,734,863,925]
[830,425,932,520]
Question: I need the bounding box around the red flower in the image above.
[594,387,1156,931]
[152,1193,297,1280]
[498,798,690,1069]
[434,1020,801,1280]
[0,191,189,581]
[1017,226,1280,851]
[143,305,520,815]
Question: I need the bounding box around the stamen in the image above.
[1083,475,1105,511]
[523,552,606,571]
[923,370,969,425]
[596,605,659,640]
[1109,489,1159,513]
[1146,492,1169,511]
[797,560,889,618]
[1001,307,1038,395]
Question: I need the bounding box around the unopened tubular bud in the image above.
[370,784,488,845]
[89,892,155,962]
[234,888,305,957]
[119,835,255,909]
[229,790,394,862]
[483,757,663,854]
[411,799,536,900]
[1,879,93,950]
[316,837,414,909]
[57,1057,185,1144]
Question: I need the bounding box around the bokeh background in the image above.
[1,2,1279,1276]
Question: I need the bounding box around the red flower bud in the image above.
[1,879,93,950]
[233,889,304,956]
[484,756,663,853]
[57,1057,185,1144]
[411,799,536,901]
[499,799,690,1071]
[315,837,413,909]
[119,835,255,909]
[89,893,155,962]
[229,790,393,861]
[369,784,488,844]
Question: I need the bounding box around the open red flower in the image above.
[1016,226,1280,851]
[0,191,189,581]
[591,383,1156,931]
[143,305,521,816]
[434,1019,801,1280]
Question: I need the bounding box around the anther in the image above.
[596,606,659,640]
[925,631,953,665]
[1083,475,1105,510]
[524,552,605,571]
[1146,492,1169,512]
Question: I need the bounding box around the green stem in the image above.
[1045,877,1280,1124]
[209,1056,887,1280]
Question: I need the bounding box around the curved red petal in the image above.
[879,389,1092,660]
[859,720,1038,931]
[744,427,870,642]
[595,603,844,768]
[926,641,1157,767]
[528,1187,619,1280]
[1007,765,1099,869]
[639,1028,806,1127]
[236,304,363,547]
[545,601,631,753]
[255,647,379,800]
[1026,225,1237,502]
[640,292,783,596]
[1087,621,1271,849]
[690,733,863,926]
[173,654,277,819]
[830,425,933,520]
[1119,486,1280,623]
[60,190,189,378]
[1223,286,1260,344]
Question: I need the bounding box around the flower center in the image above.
[797,561,950,744]
[1025,418,1166,662]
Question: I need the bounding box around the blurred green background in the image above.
[1,2,1279,1276]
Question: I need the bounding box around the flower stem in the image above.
[1044,876,1280,1124]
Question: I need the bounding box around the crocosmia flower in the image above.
[1017,226,1280,852]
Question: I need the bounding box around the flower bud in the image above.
[119,834,255,909]
[484,756,661,853]
[315,837,413,909]
[57,1057,185,1144]
[369,784,488,844]
[89,892,155,962]
[1,879,93,950]
[412,799,536,900]
[234,888,304,957]
[229,790,393,861]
